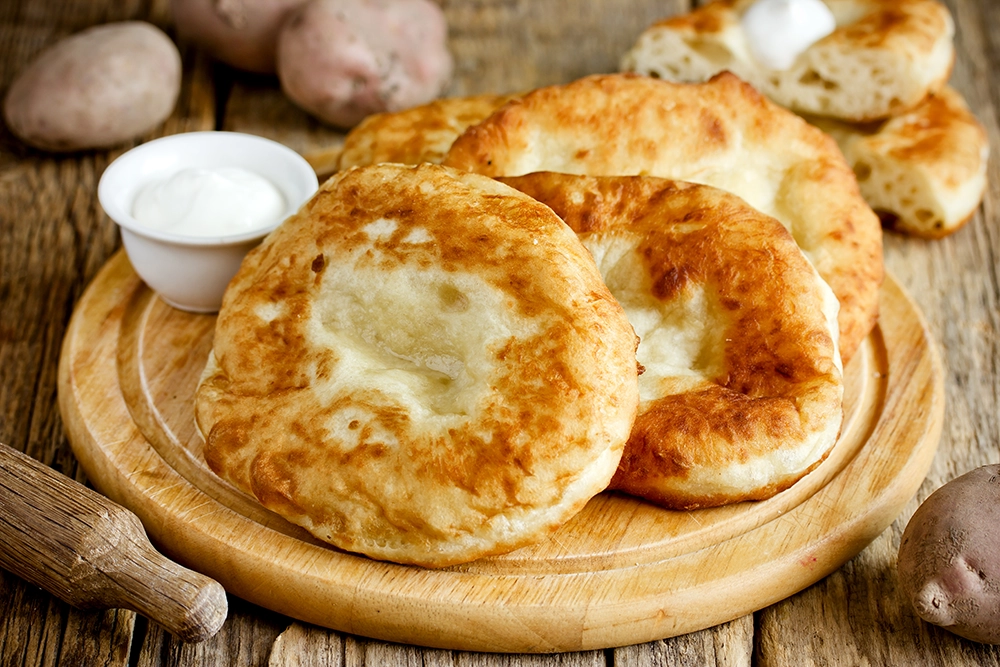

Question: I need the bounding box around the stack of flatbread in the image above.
[197,71,885,568]
[621,0,989,238]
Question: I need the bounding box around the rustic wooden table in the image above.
[2,0,999,665]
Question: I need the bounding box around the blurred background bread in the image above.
[806,87,989,238]
[620,0,954,123]
[619,0,986,239]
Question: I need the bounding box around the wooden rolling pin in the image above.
[0,441,228,643]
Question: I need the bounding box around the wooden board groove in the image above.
[57,250,943,653]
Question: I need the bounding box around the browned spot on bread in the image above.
[837,1,947,52]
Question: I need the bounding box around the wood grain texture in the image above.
[132,596,289,667]
[615,616,753,667]
[3,0,1000,664]
[56,250,941,653]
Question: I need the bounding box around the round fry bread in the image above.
[443,72,883,364]
[500,172,845,510]
[196,163,640,567]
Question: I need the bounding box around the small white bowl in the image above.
[98,131,319,313]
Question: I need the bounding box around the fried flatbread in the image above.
[500,173,844,509]
[621,0,954,123]
[337,93,516,170]
[806,87,989,238]
[443,72,883,363]
[195,163,640,567]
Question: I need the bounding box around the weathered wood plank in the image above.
[269,622,347,667]
[265,622,610,666]
[615,617,753,667]
[756,527,1000,667]
[133,597,287,667]
[0,569,135,667]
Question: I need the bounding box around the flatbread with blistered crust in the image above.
[443,72,883,364]
[500,172,844,510]
[621,0,954,123]
[195,163,640,568]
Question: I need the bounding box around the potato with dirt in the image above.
[170,0,305,73]
[276,0,453,129]
[2,22,181,152]
[898,464,1000,644]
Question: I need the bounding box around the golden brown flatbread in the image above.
[806,87,989,238]
[500,173,844,510]
[443,72,883,364]
[195,163,640,567]
[337,93,516,170]
[621,0,955,122]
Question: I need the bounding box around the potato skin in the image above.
[2,22,181,152]
[276,0,453,129]
[170,0,305,73]
[898,464,1000,644]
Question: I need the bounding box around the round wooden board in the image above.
[57,250,943,653]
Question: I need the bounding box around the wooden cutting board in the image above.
[57,250,943,653]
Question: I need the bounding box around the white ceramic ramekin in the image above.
[98,131,319,313]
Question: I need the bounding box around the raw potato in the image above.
[3,22,181,152]
[170,0,305,73]
[898,464,1000,644]
[276,0,453,129]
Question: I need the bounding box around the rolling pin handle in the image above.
[0,442,228,643]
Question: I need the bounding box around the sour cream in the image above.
[741,0,836,71]
[131,167,286,237]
